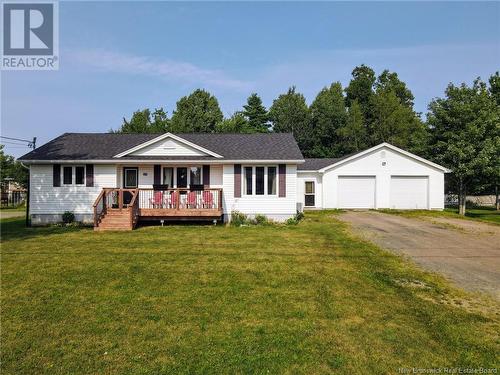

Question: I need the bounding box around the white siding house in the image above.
[20,134,449,227]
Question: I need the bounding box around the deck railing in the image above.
[93,188,139,228]
[138,188,222,211]
[94,188,223,227]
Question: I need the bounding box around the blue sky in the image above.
[2,1,499,157]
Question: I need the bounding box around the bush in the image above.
[286,211,305,226]
[254,214,269,226]
[62,211,75,224]
[230,211,248,226]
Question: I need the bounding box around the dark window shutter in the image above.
[154,164,161,185]
[234,164,241,198]
[53,164,61,187]
[203,165,210,187]
[278,164,286,197]
[86,164,94,187]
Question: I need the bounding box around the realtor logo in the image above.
[1,1,59,70]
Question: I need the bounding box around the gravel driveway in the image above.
[339,211,500,299]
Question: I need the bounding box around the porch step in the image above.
[95,210,133,231]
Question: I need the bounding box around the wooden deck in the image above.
[93,188,223,230]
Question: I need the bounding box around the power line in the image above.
[0,136,36,149]
[1,140,28,146]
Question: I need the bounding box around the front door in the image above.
[123,167,138,205]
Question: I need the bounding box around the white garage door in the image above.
[390,176,428,209]
[338,176,376,209]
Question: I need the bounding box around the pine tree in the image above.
[242,93,269,133]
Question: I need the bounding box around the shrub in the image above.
[62,211,75,224]
[254,214,269,226]
[230,211,248,226]
[286,211,305,226]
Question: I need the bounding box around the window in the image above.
[163,167,173,187]
[255,167,265,195]
[75,166,85,185]
[304,181,315,207]
[267,166,277,195]
[177,167,187,188]
[190,166,201,185]
[124,168,138,188]
[243,166,279,196]
[244,167,253,195]
[63,166,72,185]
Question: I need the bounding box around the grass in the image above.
[1,212,499,374]
[0,205,26,211]
[379,207,500,225]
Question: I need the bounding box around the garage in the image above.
[297,143,449,210]
[338,176,376,209]
[390,176,429,209]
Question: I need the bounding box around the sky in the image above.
[1,1,499,157]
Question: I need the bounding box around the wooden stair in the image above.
[94,209,133,231]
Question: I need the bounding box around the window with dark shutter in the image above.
[75,166,85,185]
[63,166,72,185]
[154,165,161,185]
[86,164,94,187]
[203,165,210,187]
[255,167,265,195]
[53,164,61,187]
[234,164,241,198]
[278,164,286,197]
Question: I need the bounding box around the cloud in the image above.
[67,48,253,91]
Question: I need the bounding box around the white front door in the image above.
[337,176,376,209]
[390,176,428,209]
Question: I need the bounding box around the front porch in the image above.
[93,188,223,230]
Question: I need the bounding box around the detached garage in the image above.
[296,143,449,211]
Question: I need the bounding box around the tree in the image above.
[309,82,347,157]
[0,146,28,189]
[215,113,252,133]
[369,89,428,155]
[242,93,269,133]
[345,64,376,116]
[375,70,415,108]
[487,72,500,210]
[170,89,223,133]
[114,108,169,133]
[427,77,500,215]
[488,71,500,105]
[269,87,312,155]
[337,100,368,153]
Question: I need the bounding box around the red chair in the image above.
[149,191,163,208]
[202,191,214,208]
[170,191,179,209]
[187,191,197,208]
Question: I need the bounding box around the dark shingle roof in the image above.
[298,152,359,171]
[298,158,341,170]
[19,133,304,161]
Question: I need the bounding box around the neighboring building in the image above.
[19,133,449,230]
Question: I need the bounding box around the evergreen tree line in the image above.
[114,65,499,212]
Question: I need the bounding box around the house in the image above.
[18,132,449,230]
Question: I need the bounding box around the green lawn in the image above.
[0,205,26,211]
[1,212,498,374]
[379,207,500,225]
